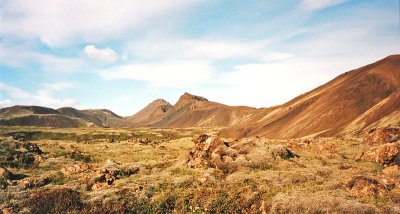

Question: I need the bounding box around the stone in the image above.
[364,127,400,145]
[188,134,297,172]
[382,165,400,177]
[61,163,92,176]
[347,175,388,197]
[0,165,14,180]
[18,176,50,190]
[359,143,400,166]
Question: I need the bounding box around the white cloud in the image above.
[84,45,118,63]
[2,0,203,46]
[301,0,347,11]
[0,43,85,72]
[0,100,12,108]
[0,82,79,108]
[99,61,215,88]
[195,59,335,108]
[126,37,283,61]
[0,83,31,99]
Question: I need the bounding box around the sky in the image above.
[0,0,399,116]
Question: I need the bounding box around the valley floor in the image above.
[0,126,399,213]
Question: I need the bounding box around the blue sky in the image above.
[0,0,399,116]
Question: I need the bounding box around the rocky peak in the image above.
[174,92,208,110]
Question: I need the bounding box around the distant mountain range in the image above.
[1,55,399,139]
[0,105,130,128]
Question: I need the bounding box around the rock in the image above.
[188,134,297,172]
[347,175,388,197]
[33,154,46,164]
[269,145,299,159]
[21,142,42,154]
[318,142,337,153]
[18,176,50,189]
[1,207,16,214]
[0,165,14,180]
[382,165,400,177]
[364,127,400,145]
[61,163,92,176]
[359,143,400,166]
[85,160,139,191]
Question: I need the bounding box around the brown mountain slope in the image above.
[0,106,93,128]
[144,92,258,128]
[0,105,131,128]
[80,109,131,128]
[224,54,400,138]
[127,99,172,127]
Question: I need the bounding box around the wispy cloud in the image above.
[126,37,295,61]
[0,43,85,72]
[84,45,118,63]
[0,82,79,108]
[301,0,348,11]
[99,60,215,88]
[1,0,203,46]
[0,100,12,108]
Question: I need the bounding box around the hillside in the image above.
[127,99,172,127]
[130,92,257,128]
[131,55,400,139]
[223,55,400,138]
[0,106,129,128]
[1,55,398,136]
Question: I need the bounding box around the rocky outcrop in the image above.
[61,163,93,176]
[188,134,297,172]
[359,143,400,166]
[364,127,400,145]
[0,165,14,180]
[18,176,50,190]
[347,175,388,197]
[84,160,139,191]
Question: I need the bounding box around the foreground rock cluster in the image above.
[359,127,400,166]
[348,126,400,197]
[188,134,297,172]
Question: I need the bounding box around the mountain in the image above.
[127,99,172,127]
[1,55,398,137]
[0,106,130,128]
[81,109,131,128]
[131,55,400,139]
[0,106,95,128]
[130,92,257,128]
[223,54,400,138]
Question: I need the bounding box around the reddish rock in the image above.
[18,176,50,189]
[188,134,297,172]
[359,143,400,166]
[61,163,92,176]
[382,165,400,177]
[347,175,388,197]
[364,127,400,145]
[0,165,13,180]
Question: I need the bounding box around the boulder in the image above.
[364,127,400,145]
[61,163,92,176]
[84,160,139,191]
[18,176,50,189]
[0,165,14,180]
[188,134,297,172]
[382,165,400,177]
[359,143,400,166]
[347,175,388,197]
[21,141,43,154]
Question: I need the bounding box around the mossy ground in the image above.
[0,126,398,213]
